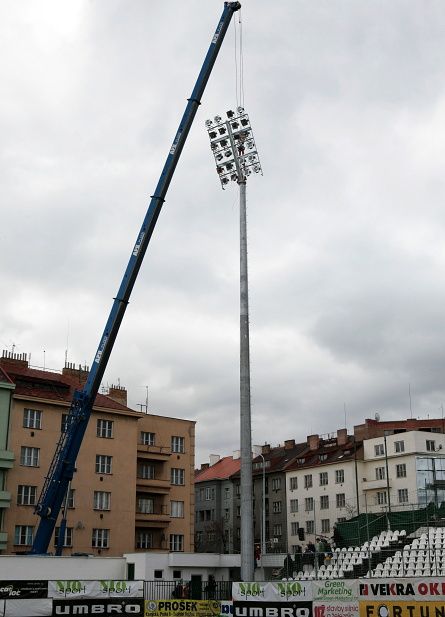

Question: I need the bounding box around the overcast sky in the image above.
[2,1,445,465]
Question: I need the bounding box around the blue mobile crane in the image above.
[31,1,241,555]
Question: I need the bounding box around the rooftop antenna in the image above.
[344,402,347,429]
[409,383,413,419]
[43,349,46,371]
[65,320,70,366]
[138,386,149,413]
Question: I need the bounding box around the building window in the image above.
[14,525,33,546]
[291,522,299,535]
[205,487,215,501]
[306,520,314,534]
[394,440,405,453]
[224,508,230,520]
[95,455,112,474]
[55,526,73,548]
[17,485,37,506]
[337,516,347,523]
[305,497,314,511]
[61,413,69,433]
[320,495,329,509]
[136,531,153,549]
[290,499,298,513]
[94,491,111,511]
[171,468,185,485]
[398,488,409,503]
[289,477,298,490]
[97,419,113,439]
[272,477,281,491]
[321,519,330,533]
[92,528,109,548]
[235,483,241,496]
[272,501,282,513]
[319,472,328,486]
[375,466,385,480]
[426,440,436,452]
[20,446,39,467]
[171,501,184,518]
[67,488,75,509]
[138,463,155,479]
[171,436,185,453]
[154,570,163,579]
[23,408,42,429]
[377,491,387,505]
[273,524,282,537]
[141,432,155,446]
[336,493,346,508]
[236,505,241,517]
[170,534,184,552]
[335,469,344,484]
[396,463,407,478]
[375,444,384,456]
[137,497,154,513]
[304,474,312,489]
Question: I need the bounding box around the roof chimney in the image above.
[62,362,89,384]
[262,444,271,455]
[284,439,295,450]
[200,463,210,471]
[107,384,128,406]
[233,450,240,460]
[0,350,28,369]
[308,434,320,451]
[337,428,348,446]
[209,454,220,467]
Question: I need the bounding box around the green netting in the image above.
[334,502,445,548]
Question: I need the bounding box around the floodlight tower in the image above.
[206,108,262,581]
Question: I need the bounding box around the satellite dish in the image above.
[375,412,380,422]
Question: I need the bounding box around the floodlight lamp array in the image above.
[205,107,263,189]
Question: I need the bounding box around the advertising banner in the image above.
[312,581,358,602]
[313,602,359,617]
[144,600,220,617]
[221,602,233,616]
[358,579,445,601]
[0,580,48,599]
[232,582,312,602]
[359,601,445,617]
[232,601,313,617]
[52,598,144,615]
[4,598,52,617]
[48,580,143,599]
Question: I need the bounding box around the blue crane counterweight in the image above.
[31,1,241,555]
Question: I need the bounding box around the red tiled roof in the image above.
[195,456,241,482]
[0,362,134,413]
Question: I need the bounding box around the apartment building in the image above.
[0,367,14,552]
[0,351,195,556]
[285,429,361,552]
[194,454,240,553]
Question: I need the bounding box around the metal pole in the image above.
[239,178,254,581]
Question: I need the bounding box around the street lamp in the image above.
[206,108,262,582]
[257,453,267,558]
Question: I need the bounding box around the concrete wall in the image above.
[0,555,126,579]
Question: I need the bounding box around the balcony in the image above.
[0,450,14,470]
[137,444,171,461]
[0,490,11,509]
[0,531,7,551]
[136,476,171,494]
[135,505,170,527]
[362,478,392,491]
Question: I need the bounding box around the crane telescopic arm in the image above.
[31,1,241,555]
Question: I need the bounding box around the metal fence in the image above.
[144,580,232,601]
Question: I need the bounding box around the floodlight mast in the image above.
[206,109,262,581]
[30,0,241,556]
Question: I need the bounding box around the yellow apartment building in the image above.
[0,351,195,556]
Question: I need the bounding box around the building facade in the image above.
[0,351,195,556]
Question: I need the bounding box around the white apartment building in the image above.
[285,430,362,551]
[360,430,445,513]
[285,428,445,552]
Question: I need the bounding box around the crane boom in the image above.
[31,1,241,555]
